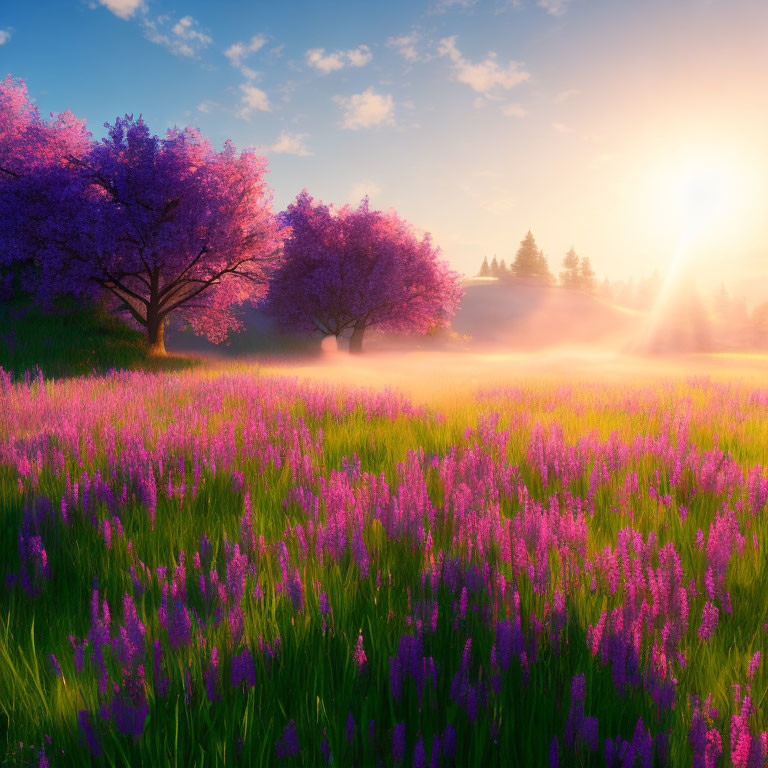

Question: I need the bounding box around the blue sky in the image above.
[1,0,767,295]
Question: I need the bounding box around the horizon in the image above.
[2,0,766,303]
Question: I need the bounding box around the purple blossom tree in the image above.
[2,96,287,353]
[267,191,463,353]
[0,76,91,289]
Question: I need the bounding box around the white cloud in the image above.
[237,84,271,118]
[438,36,529,95]
[196,101,211,113]
[0,29,11,45]
[97,0,145,20]
[554,88,579,103]
[173,16,212,46]
[306,49,344,73]
[538,0,573,16]
[387,32,423,63]
[335,87,394,130]
[306,45,372,74]
[502,103,528,118]
[350,180,382,203]
[224,34,267,78]
[268,131,312,156]
[552,121,573,133]
[143,14,212,57]
[347,45,373,67]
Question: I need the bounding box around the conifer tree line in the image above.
[478,231,596,293]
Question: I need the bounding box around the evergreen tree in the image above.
[512,231,542,279]
[537,248,555,284]
[490,255,500,277]
[478,256,490,277]
[579,256,596,294]
[498,258,508,277]
[560,247,580,289]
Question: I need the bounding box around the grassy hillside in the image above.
[0,298,196,380]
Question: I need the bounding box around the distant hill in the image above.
[450,277,642,349]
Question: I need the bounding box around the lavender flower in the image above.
[392,722,406,764]
[698,601,719,641]
[549,736,559,768]
[276,720,300,758]
[205,647,220,702]
[77,710,102,757]
[231,647,256,688]
[167,601,191,649]
[414,736,426,768]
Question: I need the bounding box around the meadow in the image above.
[1,358,767,767]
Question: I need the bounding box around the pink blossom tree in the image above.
[0,75,91,177]
[267,191,463,353]
[0,75,91,289]
[6,110,286,354]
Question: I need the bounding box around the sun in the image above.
[675,160,732,237]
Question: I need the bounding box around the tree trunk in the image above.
[349,321,365,355]
[147,316,166,357]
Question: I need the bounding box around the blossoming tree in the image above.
[2,86,286,354]
[267,191,463,353]
[0,76,91,287]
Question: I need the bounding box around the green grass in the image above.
[0,366,766,766]
[0,297,197,380]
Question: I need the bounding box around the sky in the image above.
[1,0,767,299]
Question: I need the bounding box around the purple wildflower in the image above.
[443,724,457,760]
[231,647,256,688]
[353,632,367,673]
[167,601,191,649]
[77,710,103,757]
[414,736,426,768]
[110,672,149,739]
[276,720,300,758]
[153,640,169,698]
[549,736,559,768]
[205,647,220,702]
[698,601,719,641]
[392,722,406,764]
[48,653,63,681]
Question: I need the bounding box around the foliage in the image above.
[560,248,581,289]
[510,231,553,283]
[579,255,596,294]
[267,191,463,353]
[1,80,286,354]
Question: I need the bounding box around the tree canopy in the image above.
[267,191,463,353]
[1,87,286,354]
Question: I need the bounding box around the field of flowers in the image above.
[1,363,767,767]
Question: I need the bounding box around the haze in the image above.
[2,0,767,301]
